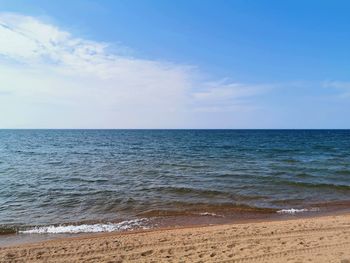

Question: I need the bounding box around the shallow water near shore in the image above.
[1,129,350,245]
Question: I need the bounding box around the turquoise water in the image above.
[1,130,350,233]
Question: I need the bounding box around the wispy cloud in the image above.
[191,80,269,112]
[0,13,267,128]
[323,80,350,98]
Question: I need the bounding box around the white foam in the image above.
[20,218,149,234]
[277,208,319,214]
[198,212,224,217]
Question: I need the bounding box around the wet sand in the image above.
[1,213,350,262]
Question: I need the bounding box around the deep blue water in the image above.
[1,130,350,231]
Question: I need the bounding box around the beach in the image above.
[1,213,350,262]
[2,0,350,260]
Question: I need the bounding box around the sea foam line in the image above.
[277,208,320,214]
[198,212,224,217]
[19,218,149,234]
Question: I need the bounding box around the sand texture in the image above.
[1,214,350,262]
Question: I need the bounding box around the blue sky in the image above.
[0,0,349,128]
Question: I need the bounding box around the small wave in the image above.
[0,227,17,235]
[282,158,299,163]
[68,177,109,183]
[335,169,350,176]
[137,203,276,217]
[46,161,63,165]
[277,208,320,214]
[198,212,224,217]
[155,186,228,197]
[19,219,149,234]
[281,181,350,191]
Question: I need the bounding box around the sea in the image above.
[1,130,350,245]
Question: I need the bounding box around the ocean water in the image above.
[1,130,350,236]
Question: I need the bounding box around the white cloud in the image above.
[0,13,267,128]
[323,81,350,98]
[191,80,269,112]
[323,81,350,89]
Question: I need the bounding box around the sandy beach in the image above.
[1,213,350,262]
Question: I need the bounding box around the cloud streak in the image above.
[323,81,350,98]
[0,13,267,128]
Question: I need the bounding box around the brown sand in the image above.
[1,214,350,262]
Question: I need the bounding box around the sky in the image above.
[0,0,349,128]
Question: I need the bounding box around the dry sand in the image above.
[1,213,350,262]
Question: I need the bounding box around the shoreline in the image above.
[1,212,350,262]
[2,202,350,247]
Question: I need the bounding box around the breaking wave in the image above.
[277,208,320,214]
[19,219,149,234]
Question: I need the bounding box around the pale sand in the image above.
[1,214,350,262]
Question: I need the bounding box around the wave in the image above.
[151,186,265,201]
[19,219,149,234]
[137,203,276,217]
[67,177,109,183]
[0,227,17,235]
[154,186,229,197]
[167,163,210,169]
[281,158,299,163]
[335,169,350,176]
[198,212,224,217]
[281,181,350,191]
[277,208,320,214]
